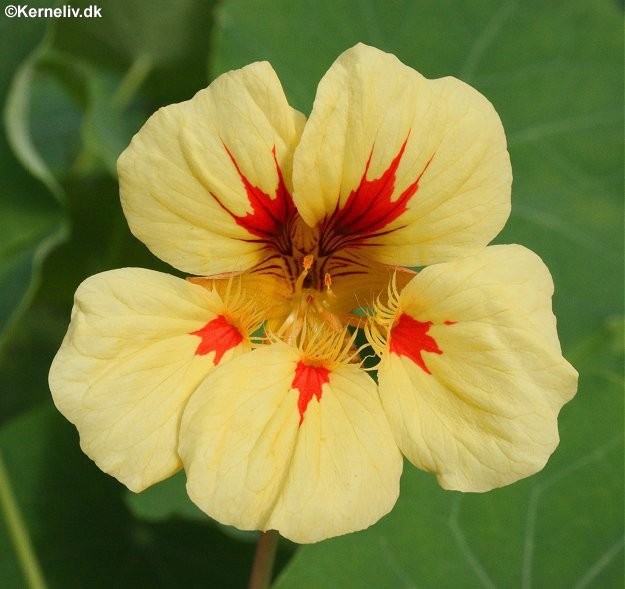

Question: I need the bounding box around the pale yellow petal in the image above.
[49,268,251,492]
[179,343,402,543]
[377,245,578,491]
[118,62,306,275]
[292,43,511,266]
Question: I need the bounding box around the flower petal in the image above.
[118,62,306,276]
[377,245,578,491]
[179,343,402,543]
[49,268,251,492]
[292,43,511,266]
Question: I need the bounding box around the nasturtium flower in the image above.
[49,44,578,544]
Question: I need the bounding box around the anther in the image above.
[294,254,315,294]
[303,254,314,271]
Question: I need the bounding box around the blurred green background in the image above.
[0,0,623,587]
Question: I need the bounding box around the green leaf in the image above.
[212,0,624,587]
[125,471,261,544]
[0,405,262,588]
[125,471,206,522]
[0,195,66,349]
[0,10,67,351]
[80,69,145,176]
[4,43,65,202]
[54,0,212,69]
[52,0,216,106]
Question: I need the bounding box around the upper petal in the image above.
[49,268,253,492]
[118,62,306,276]
[292,43,511,266]
[376,245,578,491]
[179,343,402,543]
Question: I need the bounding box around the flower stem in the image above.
[0,451,47,589]
[248,530,280,589]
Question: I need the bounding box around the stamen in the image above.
[293,254,314,293]
[363,271,401,358]
[297,319,361,367]
[364,319,386,361]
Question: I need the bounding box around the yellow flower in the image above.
[49,44,578,544]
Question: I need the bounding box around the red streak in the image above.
[213,144,296,239]
[291,361,330,425]
[328,137,432,238]
[389,313,444,374]
[190,315,243,365]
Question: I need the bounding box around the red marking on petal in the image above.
[444,320,457,325]
[190,315,243,365]
[212,144,296,241]
[291,361,330,425]
[326,137,433,240]
[389,313,444,374]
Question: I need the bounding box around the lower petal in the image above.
[376,245,578,491]
[49,268,252,491]
[179,343,402,543]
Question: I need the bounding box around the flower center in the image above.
[273,252,343,343]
